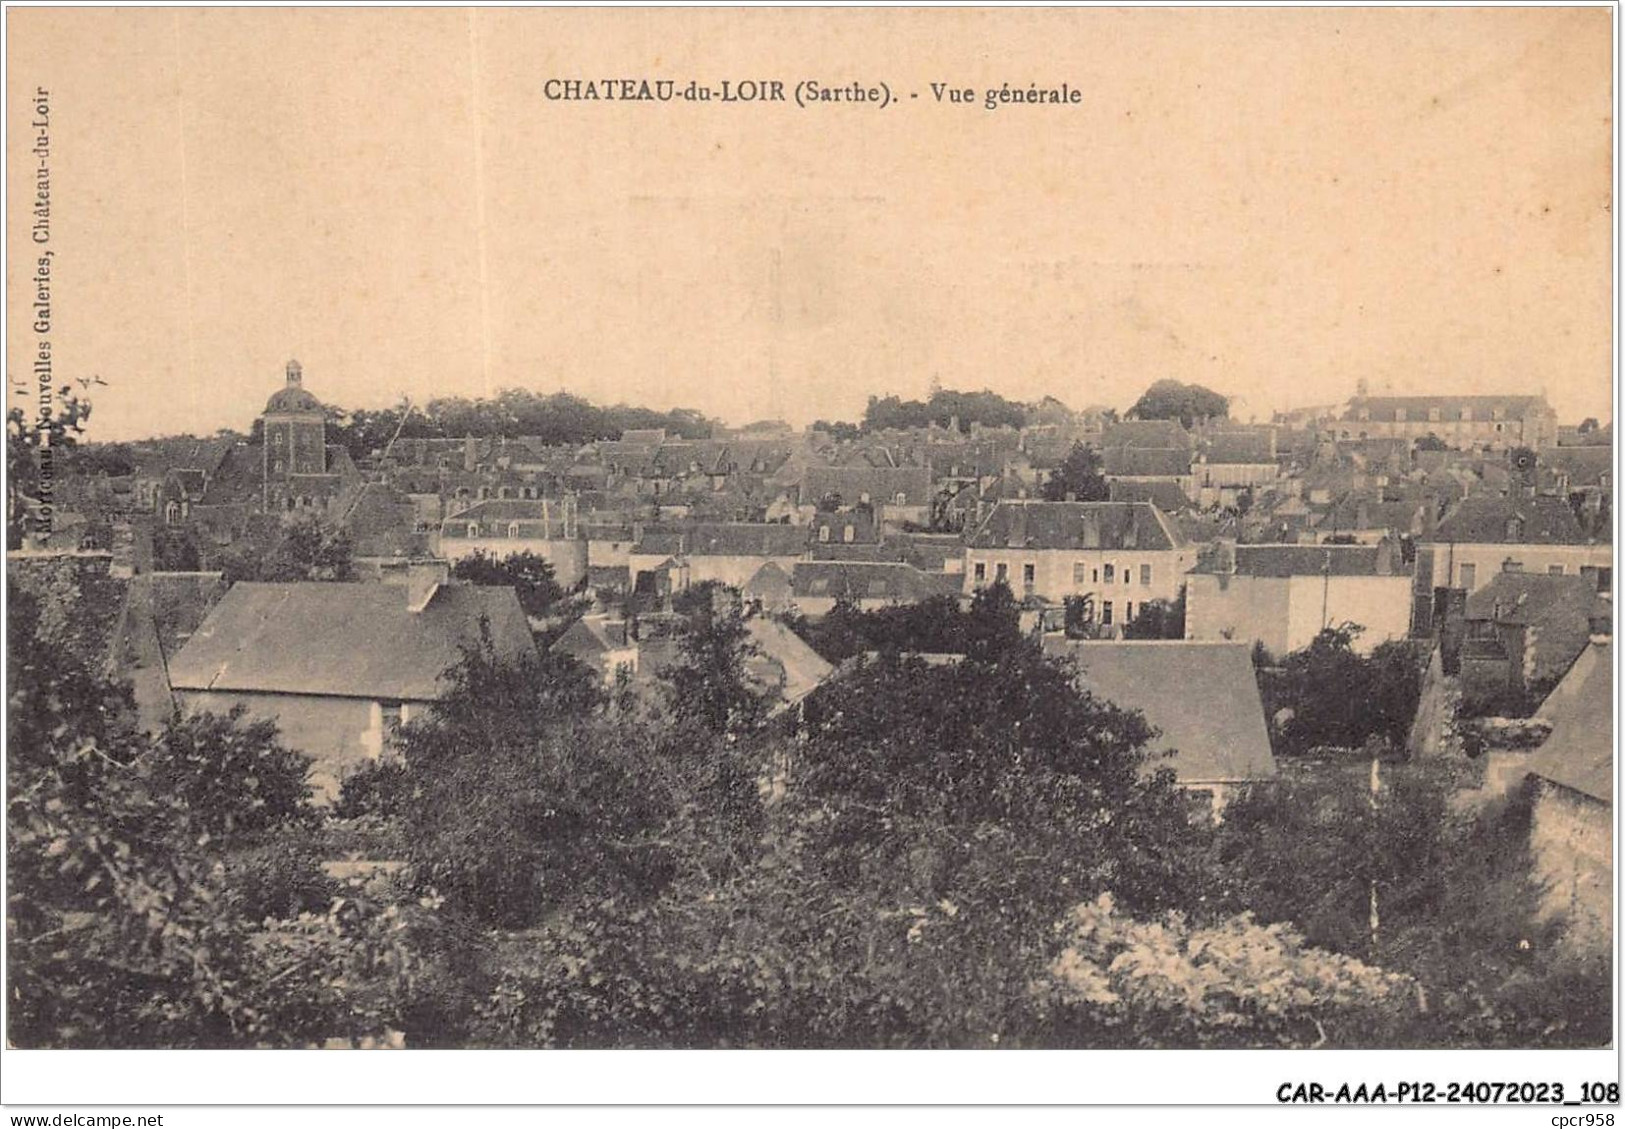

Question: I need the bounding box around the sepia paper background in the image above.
[7,7,1613,440]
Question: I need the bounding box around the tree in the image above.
[450,550,565,618]
[1041,442,1110,502]
[659,594,771,737]
[216,519,355,584]
[7,586,418,1047]
[147,708,315,839]
[1127,380,1229,428]
[8,387,92,549]
[1212,762,1609,1047]
[1255,626,1423,756]
[1120,594,1185,640]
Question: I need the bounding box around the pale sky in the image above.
[6,7,1614,442]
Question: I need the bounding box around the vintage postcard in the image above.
[3,3,1616,1116]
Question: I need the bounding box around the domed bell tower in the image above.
[261,359,327,509]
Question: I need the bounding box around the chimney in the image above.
[382,558,451,612]
[1588,595,1612,643]
[1375,536,1395,576]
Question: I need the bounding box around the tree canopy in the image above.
[1041,441,1110,502]
[1127,380,1230,428]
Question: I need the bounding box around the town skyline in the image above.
[6,7,1613,443]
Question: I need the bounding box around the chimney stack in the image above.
[382,557,451,612]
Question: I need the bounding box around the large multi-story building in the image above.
[963,500,1195,627]
[1336,394,1558,450]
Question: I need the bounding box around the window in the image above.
[1073,562,1089,586]
[1458,563,1476,589]
[995,563,1009,584]
[1102,600,1114,626]
[468,523,479,538]
[1123,566,1132,585]
[1126,601,1134,621]
[273,432,284,446]
[1506,518,1523,541]
[843,525,855,543]
[1140,564,1152,586]
[164,502,181,525]
[1395,409,1407,423]
[859,492,872,505]
[1548,564,1566,576]
[895,492,908,505]
[818,526,830,543]
[973,561,986,584]
[1461,407,1473,422]
[507,522,521,538]
[1023,562,1036,588]
[1503,559,1525,574]
[1103,563,1115,583]
[1428,407,1441,422]
[810,578,830,595]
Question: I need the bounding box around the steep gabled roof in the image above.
[1464,572,1610,626]
[1042,639,1278,784]
[1528,638,1612,804]
[1429,494,1589,545]
[966,501,1182,552]
[1102,447,1194,479]
[168,581,535,700]
[1102,420,1195,451]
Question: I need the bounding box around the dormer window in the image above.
[895,492,908,505]
[507,522,521,538]
[468,523,479,538]
[818,525,831,543]
[1461,407,1473,422]
[1395,409,1407,423]
[273,432,284,446]
[1358,408,1371,422]
[1428,408,1441,422]
[1506,518,1523,541]
[843,524,855,543]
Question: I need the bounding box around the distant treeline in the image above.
[854,389,1029,434]
[327,390,717,458]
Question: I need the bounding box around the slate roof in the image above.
[1464,572,1610,626]
[966,501,1183,552]
[1528,638,1612,804]
[1102,420,1194,451]
[1102,447,1194,478]
[1041,639,1278,784]
[1108,480,1191,513]
[790,560,959,602]
[1429,494,1590,545]
[1542,447,1612,489]
[168,581,535,700]
[743,616,834,707]
[1199,544,1391,577]
[632,522,809,558]
[802,465,934,507]
[1202,429,1277,465]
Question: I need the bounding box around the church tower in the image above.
[261,359,327,509]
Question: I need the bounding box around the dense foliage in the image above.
[1255,626,1424,757]
[1127,379,1229,428]
[1213,763,1608,1047]
[214,519,356,584]
[861,389,1026,434]
[1040,441,1110,502]
[448,550,566,618]
[7,587,418,1047]
[325,390,715,460]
